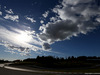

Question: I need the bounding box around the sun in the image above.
[16,31,32,43]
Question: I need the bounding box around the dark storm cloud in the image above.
[42,43,51,50]
[8,45,30,52]
[39,0,100,50]
[39,20,79,43]
[2,42,30,52]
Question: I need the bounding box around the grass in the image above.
[10,64,100,73]
[10,62,100,73]
[41,68,100,73]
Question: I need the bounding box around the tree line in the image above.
[12,56,100,68]
[0,59,9,63]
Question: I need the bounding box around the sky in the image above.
[0,0,100,60]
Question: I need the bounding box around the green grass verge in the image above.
[40,67,100,73]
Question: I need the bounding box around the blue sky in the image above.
[0,0,100,60]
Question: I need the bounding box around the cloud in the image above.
[5,9,14,14]
[1,42,29,52]
[50,16,60,22]
[4,6,6,9]
[96,18,100,23]
[0,5,53,55]
[40,20,44,24]
[0,41,30,55]
[0,5,52,54]
[42,11,49,18]
[53,0,100,22]
[4,14,19,22]
[42,43,51,50]
[39,20,79,43]
[39,0,100,50]
[0,11,2,15]
[0,26,42,55]
[8,45,29,52]
[5,50,16,54]
[26,17,36,23]
[1,0,100,54]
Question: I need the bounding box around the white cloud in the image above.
[5,9,14,14]
[4,6,6,8]
[50,16,60,22]
[42,11,49,18]
[4,14,19,22]
[0,11,2,15]
[40,20,44,24]
[5,50,16,54]
[26,17,36,23]
[53,0,100,22]
[96,18,100,22]
[0,26,43,55]
[39,0,100,50]
[0,5,52,54]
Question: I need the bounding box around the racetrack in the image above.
[0,64,99,75]
[0,67,44,75]
[0,67,85,75]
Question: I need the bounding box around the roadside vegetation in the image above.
[1,56,100,72]
[0,59,9,64]
[11,56,100,69]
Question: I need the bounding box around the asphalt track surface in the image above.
[0,67,85,75]
[0,68,44,75]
